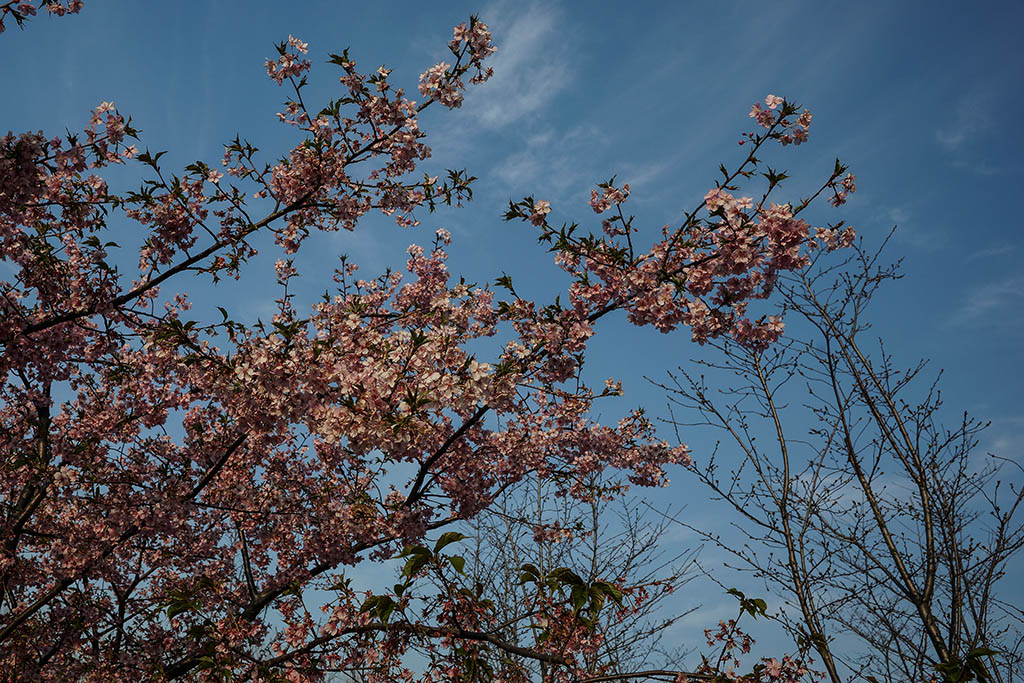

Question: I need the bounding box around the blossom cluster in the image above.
[828,172,857,207]
[418,18,495,108]
[510,97,856,351]
[264,34,311,85]
[749,94,812,146]
[589,181,630,214]
[0,0,82,32]
[670,616,819,682]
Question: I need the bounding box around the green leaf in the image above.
[401,552,431,579]
[398,544,431,559]
[166,601,189,619]
[433,531,468,554]
[519,563,540,577]
[359,594,391,615]
[448,555,466,574]
[494,273,515,291]
[570,585,587,613]
[548,567,584,587]
[592,581,624,605]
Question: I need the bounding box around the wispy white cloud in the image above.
[988,433,1024,458]
[491,122,603,203]
[934,88,1006,177]
[933,89,995,174]
[888,207,910,225]
[872,206,947,251]
[966,245,1015,261]
[462,2,571,129]
[952,158,1001,176]
[489,123,679,213]
[950,275,1024,325]
[936,129,966,151]
[616,159,675,196]
[936,93,990,152]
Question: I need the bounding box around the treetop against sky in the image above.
[1,1,1022,681]
[5,0,1019,426]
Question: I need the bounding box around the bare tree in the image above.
[458,472,698,681]
[655,237,1024,682]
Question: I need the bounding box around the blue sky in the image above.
[4,0,1023,670]
[8,0,1017,417]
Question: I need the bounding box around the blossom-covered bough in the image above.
[1,5,855,681]
[0,0,82,32]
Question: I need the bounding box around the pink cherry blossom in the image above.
[530,199,551,225]
[0,9,853,678]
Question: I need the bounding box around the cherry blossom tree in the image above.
[1,5,857,680]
